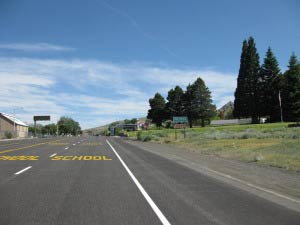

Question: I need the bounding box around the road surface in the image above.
[0,136,299,225]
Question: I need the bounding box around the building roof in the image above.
[0,113,28,127]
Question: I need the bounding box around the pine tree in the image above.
[147,93,168,126]
[258,47,281,122]
[183,84,194,127]
[184,77,216,127]
[234,40,248,118]
[233,37,260,123]
[166,86,184,119]
[282,53,300,121]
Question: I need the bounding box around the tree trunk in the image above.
[188,118,193,128]
[251,116,259,124]
[201,117,205,127]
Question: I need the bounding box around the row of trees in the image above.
[234,37,300,123]
[147,77,216,127]
[29,116,81,136]
[29,123,57,136]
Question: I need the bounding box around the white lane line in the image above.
[106,140,171,225]
[50,153,57,157]
[14,166,32,175]
[65,147,69,150]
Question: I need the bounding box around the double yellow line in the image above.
[0,139,64,154]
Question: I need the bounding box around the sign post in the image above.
[33,115,50,137]
[172,116,188,140]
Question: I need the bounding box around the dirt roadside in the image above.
[123,138,300,212]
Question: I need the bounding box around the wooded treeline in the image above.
[147,37,300,127]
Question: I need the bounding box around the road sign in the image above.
[33,115,50,121]
[174,124,186,129]
[110,127,115,136]
[173,116,188,124]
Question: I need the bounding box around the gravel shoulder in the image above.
[123,138,300,212]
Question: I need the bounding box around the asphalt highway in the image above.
[0,136,299,225]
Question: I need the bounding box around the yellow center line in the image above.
[0,140,32,147]
[0,139,65,154]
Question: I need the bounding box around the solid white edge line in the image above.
[106,140,171,225]
[50,153,57,157]
[14,166,32,175]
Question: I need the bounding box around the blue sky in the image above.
[0,0,299,129]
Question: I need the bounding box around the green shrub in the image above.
[156,132,168,137]
[5,131,13,139]
[164,139,171,144]
[143,135,152,142]
[164,120,172,128]
[137,131,142,140]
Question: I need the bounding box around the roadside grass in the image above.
[128,123,300,171]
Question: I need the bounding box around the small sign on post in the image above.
[173,116,188,124]
[110,127,115,136]
[172,116,188,139]
[33,115,50,137]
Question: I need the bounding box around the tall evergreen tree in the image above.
[282,53,300,121]
[234,40,248,118]
[183,84,194,127]
[147,93,168,126]
[258,47,281,122]
[166,85,184,119]
[184,77,216,127]
[233,37,260,123]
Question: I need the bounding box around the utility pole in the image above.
[13,109,16,134]
[279,90,283,123]
[270,74,284,122]
[12,107,23,137]
[57,122,59,136]
[34,120,36,137]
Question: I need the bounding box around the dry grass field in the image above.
[128,123,300,171]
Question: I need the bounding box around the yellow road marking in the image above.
[82,142,102,146]
[48,142,69,146]
[51,155,113,161]
[0,140,36,147]
[0,139,65,154]
[0,156,39,160]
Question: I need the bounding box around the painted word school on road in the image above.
[0,155,112,161]
[51,155,112,160]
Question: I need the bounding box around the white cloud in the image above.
[0,43,75,52]
[0,57,236,128]
[0,72,55,87]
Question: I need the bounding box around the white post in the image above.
[13,109,16,137]
[279,91,283,123]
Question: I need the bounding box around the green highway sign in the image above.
[173,116,188,124]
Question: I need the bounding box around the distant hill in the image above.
[83,117,147,134]
[83,125,109,134]
[218,101,234,119]
[218,101,234,112]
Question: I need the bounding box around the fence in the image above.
[210,118,252,126]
